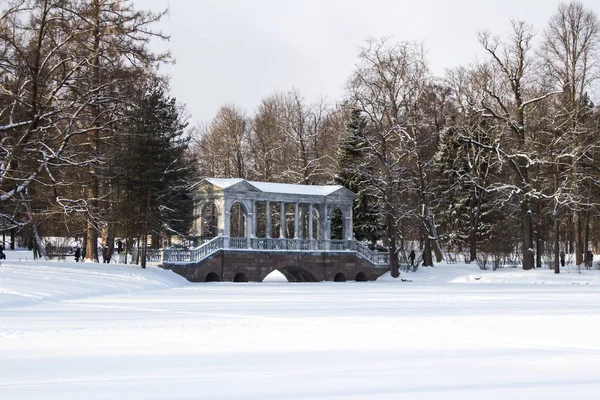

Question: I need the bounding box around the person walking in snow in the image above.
[0,245,5,260]
[409,250,415,267]
[74,247,81,262]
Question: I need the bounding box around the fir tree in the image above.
[334,109,382,243]
[114,80,195,267]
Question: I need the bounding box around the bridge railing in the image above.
[230,237,247,249]
[353,241,390,266]
[162,236,223,263]
[250,238,322,251]
[161,236,390,267]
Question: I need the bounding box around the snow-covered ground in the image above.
[2,249,600,399]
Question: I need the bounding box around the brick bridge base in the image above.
[162,250,389,282]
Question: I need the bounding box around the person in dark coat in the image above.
[409,250,416,266]
[102,246,112,263]
[74,247,81,262]
[0,246,5,260]
[559,250,565,267]
[586,250,594,270]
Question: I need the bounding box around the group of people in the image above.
[559,250,594,269]
[73,240,123,263]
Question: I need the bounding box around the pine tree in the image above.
[115,80,195,268]
[335,109,382,243]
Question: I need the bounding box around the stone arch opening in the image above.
[230,202,248,238]
[263,269,288,282]
[330,207,344,240]
[311,207,320,239]
[200,201,219,240]
[205,272,220,282]
[334,272,347,282]
[254,201,267,238]
[297,204,320,240]
[233,272,248,282]
[355,272,367,282]
[262,266,319,282]
[283,204,296,238]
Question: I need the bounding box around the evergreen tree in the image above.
[335,109,382,243]
[115,80,195,267]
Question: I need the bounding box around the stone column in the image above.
[196,203,204,238]
[324,206,331,250]
[345,206,353,242]
[308,203,314,250]
[280,202,286,239]
[265,201,271,238]
[220,198,230,249]
[319,204,328,242]
[299,204,306,239]
[308,204,314,240]
[294,203,299,239]
[247,201,254,249]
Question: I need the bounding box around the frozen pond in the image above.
[2,256,600,399]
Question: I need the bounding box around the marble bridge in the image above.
[161,178,390,282]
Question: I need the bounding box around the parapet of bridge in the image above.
[161,178,390,282]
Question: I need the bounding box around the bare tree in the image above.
[345,38,432,277]
[247,95,287,182]
[463,22,562,270]
[197,105,248,179]
[541,1,600,268]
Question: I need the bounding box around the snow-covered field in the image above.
[2,249,600,399]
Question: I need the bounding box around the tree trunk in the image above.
[575,210,583,265]
[422,232,433,266]
[469,185,477,262]
[386,200,399,278]
[522,199,535,270]
[536,201,542,269]
[85,190,98,262]
[140,188,151,269]
[124,222,129,265]
[135,234,141,265]
[554,208,560,274]
[566,209,573,255]
[584,208,591,269]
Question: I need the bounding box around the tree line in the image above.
[194,2,600,277]
[0,0,196,267]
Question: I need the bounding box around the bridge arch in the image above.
[334,272,347,282]
[329,207,345,240]
[229,201,249,238]
[260,266,319,283]
[205,272,220,282]
[355,272,367,282]
[199,201,219,239]
[233,272,248,282]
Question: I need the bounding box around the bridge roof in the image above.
[201,178,355,199]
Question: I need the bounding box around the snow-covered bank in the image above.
[379,261,600,285]
[2,253,600,399]
[0,250,187,308]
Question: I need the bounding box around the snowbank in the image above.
[378,261,600,285]
[0,250,188,308]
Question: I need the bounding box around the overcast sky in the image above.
[136,0,600,124]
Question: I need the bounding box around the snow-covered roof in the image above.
[201,178,354,198]
[248,181,342,196]
[204,178,245,189]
